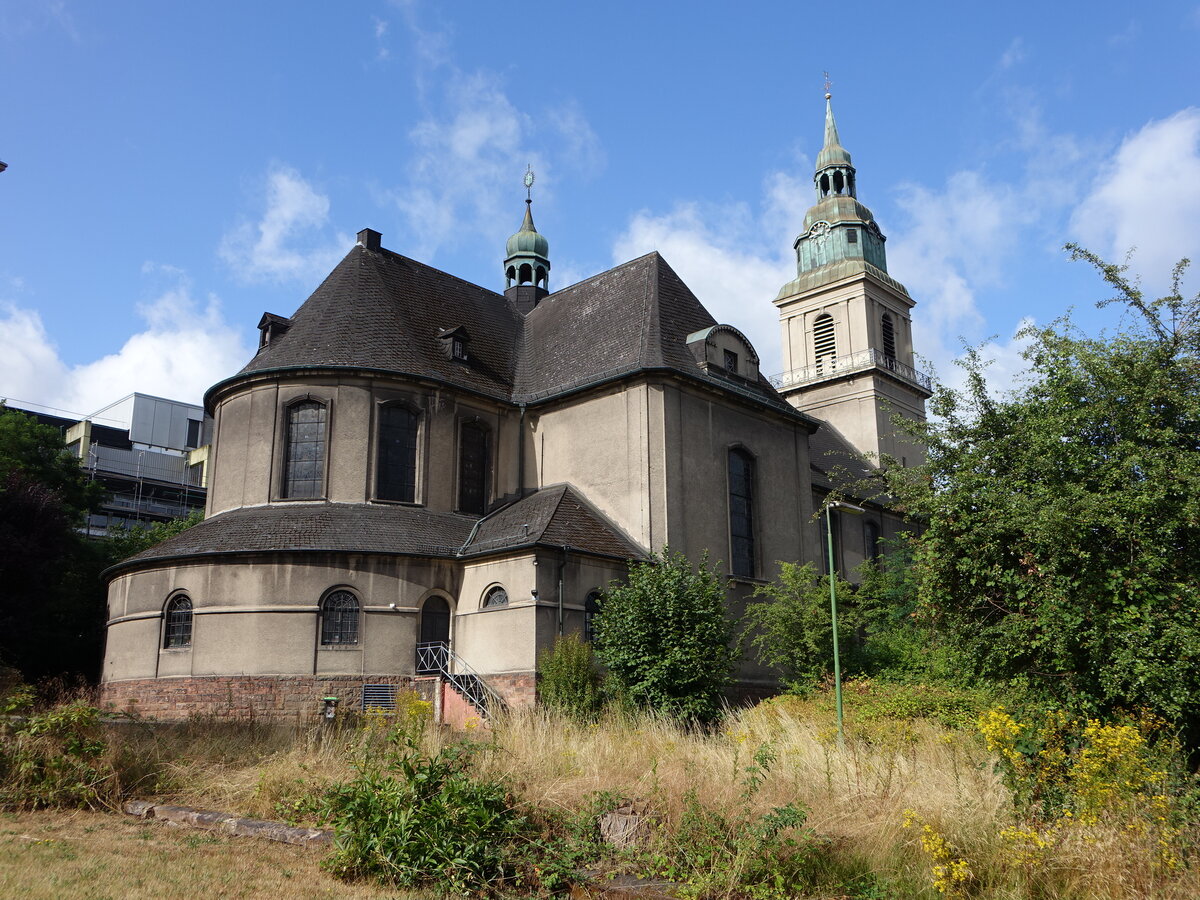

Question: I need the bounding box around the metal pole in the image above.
[826,504,845,749]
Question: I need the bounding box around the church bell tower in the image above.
[773,92,931,463]
[504,166,551,315]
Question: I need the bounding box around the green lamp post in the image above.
[825,499,864,748]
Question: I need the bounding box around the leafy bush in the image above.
[594,550,738,724]
[317,728,531,896]
[0,698,111,809]
[537,632,605,720]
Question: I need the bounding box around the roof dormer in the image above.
[257,312,291,350]
[437,326,471,362]
[685,324,760,381]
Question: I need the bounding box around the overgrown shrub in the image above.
[0,693,112,809]
[317,727,531,896]
[594,550,738,724]
[537,632,605,720]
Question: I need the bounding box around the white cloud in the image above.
[0,278,251,414]
[612,171,809,377]
[372,16,390,60]
[999,37,1026,69]
[386,9,604,262]
[219,166,351,284]
[1071,108,1200,292]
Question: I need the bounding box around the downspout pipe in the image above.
[517,404,527,500]
[557,545,568,637]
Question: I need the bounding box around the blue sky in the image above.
[2,0,1198,418]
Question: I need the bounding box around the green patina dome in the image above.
[506,201,549,258]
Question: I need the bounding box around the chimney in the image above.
[357,228,382,251]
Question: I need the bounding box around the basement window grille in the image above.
[362,684,397,711]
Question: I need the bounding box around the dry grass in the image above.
[14,696,1198,899]
[0,809,426,900]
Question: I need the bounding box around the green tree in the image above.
[745,561,859,691]
[878,249,1200,733]
[593,550,738,723]
[0,405,106,680]
[107,508,203,560]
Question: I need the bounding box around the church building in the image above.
[99,98,931,721]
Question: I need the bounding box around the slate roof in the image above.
[461,484,645,560]
[230,246,522,401]
[210,242,802,420]
[113,503,479,570]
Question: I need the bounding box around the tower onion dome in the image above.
[506,200,550,259]
[815,95,853,170]
[504,167,551,293]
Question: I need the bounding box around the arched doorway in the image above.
[416,596,451,674]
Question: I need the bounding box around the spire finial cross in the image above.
[823,71,832,100]
[523,164,535,201]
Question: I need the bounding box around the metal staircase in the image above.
[415,641,507,720]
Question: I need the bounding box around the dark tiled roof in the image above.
[515,253,796,414]
[232,245,522,401]
[219,244,798,418]
[115,503,478,568]
[462,484,645,560]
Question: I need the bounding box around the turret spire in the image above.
[504,166,551,314]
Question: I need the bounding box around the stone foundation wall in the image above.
[100,674,435,722]
[486,671,537,709]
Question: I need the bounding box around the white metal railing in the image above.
[769,348,932,392]
[415,641,506,718]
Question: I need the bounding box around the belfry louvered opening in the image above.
[813,314,836,372]
[881,312,897,361]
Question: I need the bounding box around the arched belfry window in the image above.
[163,595,193,649]
[458,421,490,515]
[283,400,327,499]
[320,590,359,646]
[813,314,837,373]
[377,404,419,502]
[881,313,897,362]
[728,448,756,578]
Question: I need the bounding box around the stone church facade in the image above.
[100,99,931,720]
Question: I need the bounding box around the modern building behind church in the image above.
[99,99,931,721]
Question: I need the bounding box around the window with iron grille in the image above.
[163,595,193,649]
[584,591,602,643]
[321,590,359,646]
[881,312,897,361]
[813,314,836,372]
[377,404,419,502]
[482,586,508,608]
[283,400,327,498]
[728,448,756,578]
[723,348,738,374]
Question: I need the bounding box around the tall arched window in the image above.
[458,421,489,515]
[377,404,419,502]
[163,595,193,649]
[283,400,327,499]
[813,314,836,373]
[728,448,756,578]
[584,591,602,643]
[320,590,359,646]
[864,520,882,562]
[881,313,897,362]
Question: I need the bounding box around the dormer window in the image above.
[685,324,760,381]
[257,312,291,350]
[438,326,471,363]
